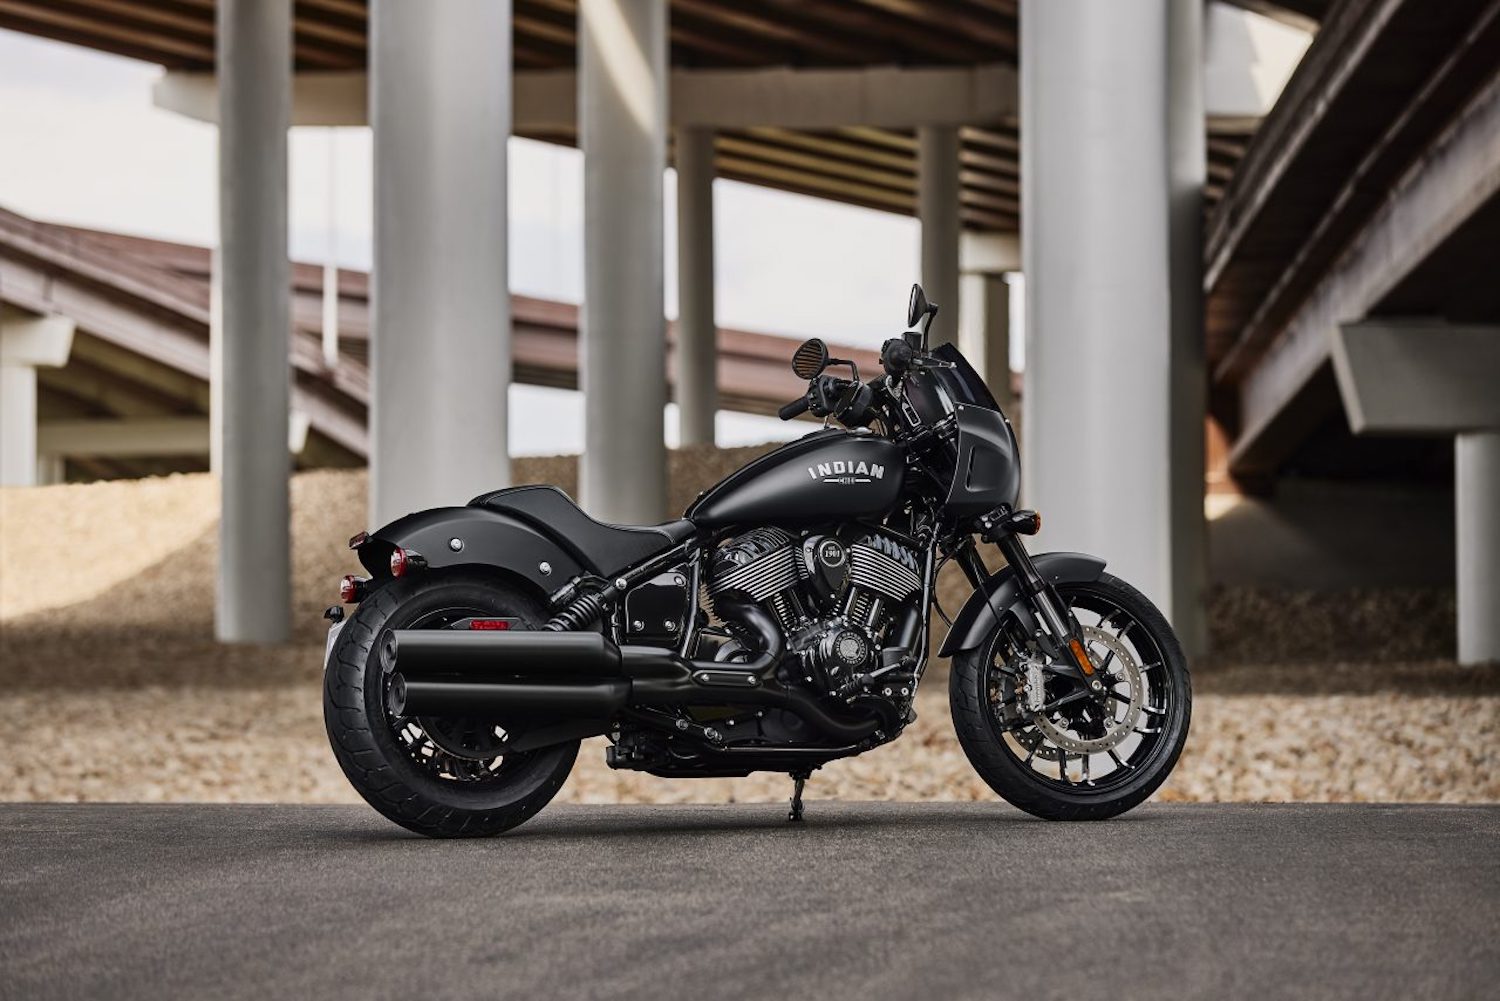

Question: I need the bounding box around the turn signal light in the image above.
[1010,510,1042,535]
[339,575,368,603]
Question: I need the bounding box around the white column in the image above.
[1167,0,1208,657]
[579,0,668,524]
[959,271,1013,415]
[216,0,291,643]
[369,0,512,527]
[1022,0,1203,633]
[918,125,962,348]
[1457,431,1500,665]
[675,126,717,447]
[0,308,74,487]
[0,366,39,487]
[35,454,65,486]
[321,128,341,370]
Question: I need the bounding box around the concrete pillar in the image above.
[216,0,291,643]
[1021,0,1205,645]
[35,454,65,486]
[674,126,717,447]
[959,271,1013,416]
[369,0,512,528]
[0,308,74,487]
[1167,0,1209,657]
[0,366,39,487]
[579,0,668,524]
[918,125,962,348]
[1457,431,1500,665]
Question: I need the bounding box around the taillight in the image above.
[347,531,369,550]
[468,619,513,630]
[339,575,367,603]
[389,547,425,577]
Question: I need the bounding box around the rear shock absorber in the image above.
[544,578,621,632]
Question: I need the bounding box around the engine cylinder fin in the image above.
[708,545,798,602]
[770,592,797,630]
[849,545,921,601]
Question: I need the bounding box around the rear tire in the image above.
[323,570,578,838]
[949,572,1191,821]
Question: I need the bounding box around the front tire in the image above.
[323,570,579,838]
[950,572,1191,820]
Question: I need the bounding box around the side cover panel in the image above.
[937,552,1107,657]
[364,506,585,596]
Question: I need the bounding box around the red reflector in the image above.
[467,619,513,631]
[390,548,408,577]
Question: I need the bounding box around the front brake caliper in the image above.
[1013,652,1047,716]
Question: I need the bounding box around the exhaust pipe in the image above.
[392,675,628,719]
[385,603,885,744]
[385,630,621,680]
[387,629,629,722]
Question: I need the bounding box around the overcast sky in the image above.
[0,28,926,454]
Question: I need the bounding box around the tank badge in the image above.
[806,460,884,484]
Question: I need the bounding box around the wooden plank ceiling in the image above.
[0,0,1266,233]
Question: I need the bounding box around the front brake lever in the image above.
[832,380,861,422]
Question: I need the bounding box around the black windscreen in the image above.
[931,344,1001,412]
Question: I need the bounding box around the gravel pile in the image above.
[2,683,1493,805]
[3,464,1494,806]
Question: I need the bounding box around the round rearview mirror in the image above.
[791,338,831,380]
[907,284,929,327]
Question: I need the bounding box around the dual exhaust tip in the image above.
[385,625,886,746]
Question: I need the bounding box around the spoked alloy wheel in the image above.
[950,572,1191,820]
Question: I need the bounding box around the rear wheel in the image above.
[950,572,1191,820]
[323,570,578,838]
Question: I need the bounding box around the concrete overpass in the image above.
[4,0,1492,664]
[0,0,1267,653]
[0,206,884,480]
[1203,0,1500,661]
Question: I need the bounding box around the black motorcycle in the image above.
[323,284,1191,837]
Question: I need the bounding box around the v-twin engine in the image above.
[707,526,923,699]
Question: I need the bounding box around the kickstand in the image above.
[787,769,811,823]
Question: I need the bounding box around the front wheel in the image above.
[950,572,1191,820]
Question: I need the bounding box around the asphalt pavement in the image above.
[1,802,1496,1000]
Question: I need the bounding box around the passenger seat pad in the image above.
[471,484,695,577]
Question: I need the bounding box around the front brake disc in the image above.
[1032,626,1143,754]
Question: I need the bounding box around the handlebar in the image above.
[777,395,810,421]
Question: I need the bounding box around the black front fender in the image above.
[360,507,585,597]
[938,552,1107,657]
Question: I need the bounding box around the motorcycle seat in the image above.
[471,484,696,577]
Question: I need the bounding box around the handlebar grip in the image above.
[778,396,810,421]
[881,337,913,376]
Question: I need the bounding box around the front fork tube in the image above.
[960,535,1103,693]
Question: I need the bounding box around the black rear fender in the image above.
[357,506,585,598]
[938,552,1107,657]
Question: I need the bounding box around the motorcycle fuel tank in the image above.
[686,429,904,528]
